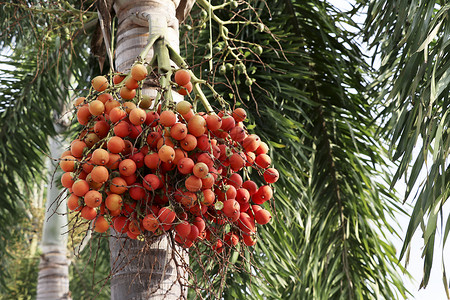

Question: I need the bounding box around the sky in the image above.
[329,1,450,299]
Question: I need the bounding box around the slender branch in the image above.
[166,45,189,69]
[4,2,96,16]
[139,34,163,62]
[192,83,214,114]
[167,44,216,113]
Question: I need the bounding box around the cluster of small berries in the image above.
[60,64,278,251]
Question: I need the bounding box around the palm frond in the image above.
[0,0,98,287]
[364,0,450,288]
[182,0,408,298]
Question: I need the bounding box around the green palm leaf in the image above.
[0,0,98,289]
[183,0,408,298]
[364,0,450,289]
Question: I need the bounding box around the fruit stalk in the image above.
[167,45,216,114]
[153,38,174,110]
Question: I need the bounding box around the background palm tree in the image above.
[0,0,447,299]
[0,1,98,298]
[36,131,71,300]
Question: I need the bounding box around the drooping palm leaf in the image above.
[364,0,450,289]
[182,0,408,298]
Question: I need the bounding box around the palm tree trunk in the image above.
[36,124,71,300]
[110,1,190,299]
[110,235,186,299]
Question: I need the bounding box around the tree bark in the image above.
[110,234,188,299]
[36,125,71,300]
[110,1,191,299]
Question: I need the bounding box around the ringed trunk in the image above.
[109,1,190,299]
[36,125,71,300]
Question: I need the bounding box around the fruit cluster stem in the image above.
[153,39,174,110]
[192,83,214,114]
[139,34,162,62]
[167,45,216,114]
